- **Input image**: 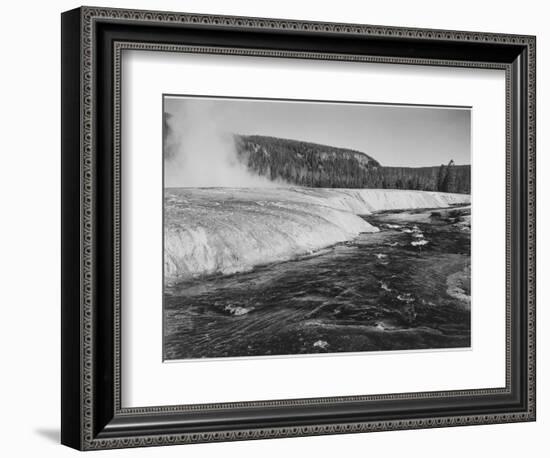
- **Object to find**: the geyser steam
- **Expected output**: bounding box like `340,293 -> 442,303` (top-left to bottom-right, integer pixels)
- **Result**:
163,98 -> 279,188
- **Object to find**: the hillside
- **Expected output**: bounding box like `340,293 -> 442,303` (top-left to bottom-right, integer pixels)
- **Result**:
234,135 -> 380,188
235,135 -> 470,193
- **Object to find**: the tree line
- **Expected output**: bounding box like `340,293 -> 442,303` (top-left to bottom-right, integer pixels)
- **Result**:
234,135 -> 470,193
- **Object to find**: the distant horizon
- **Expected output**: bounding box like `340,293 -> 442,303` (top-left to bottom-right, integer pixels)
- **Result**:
163,95 -> 470,188
232,132 -> 469,168
164,95 -> 471,168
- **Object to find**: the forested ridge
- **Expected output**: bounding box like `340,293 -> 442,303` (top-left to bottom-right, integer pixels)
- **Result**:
235,135 -> 380,188
235,135 -> 470,193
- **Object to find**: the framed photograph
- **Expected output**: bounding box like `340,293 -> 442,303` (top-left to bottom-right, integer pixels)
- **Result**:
61,6 -> 536,450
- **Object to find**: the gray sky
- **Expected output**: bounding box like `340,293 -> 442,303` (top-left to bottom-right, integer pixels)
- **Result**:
164,95 -> 470,168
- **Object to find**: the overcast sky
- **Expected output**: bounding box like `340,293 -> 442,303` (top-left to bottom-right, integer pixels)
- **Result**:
164,95 -> 470,167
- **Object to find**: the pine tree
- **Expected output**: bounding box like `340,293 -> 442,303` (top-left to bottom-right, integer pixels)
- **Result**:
442,159 -> 456,192
437,164 -> 447,191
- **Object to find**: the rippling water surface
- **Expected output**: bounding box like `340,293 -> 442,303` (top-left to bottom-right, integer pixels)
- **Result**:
164,198 -> 471,360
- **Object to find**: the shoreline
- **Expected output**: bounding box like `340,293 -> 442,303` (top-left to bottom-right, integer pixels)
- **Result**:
164,188 -> 470,285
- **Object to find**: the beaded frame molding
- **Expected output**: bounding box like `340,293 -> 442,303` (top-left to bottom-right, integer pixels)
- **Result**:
61,6 -> 536,451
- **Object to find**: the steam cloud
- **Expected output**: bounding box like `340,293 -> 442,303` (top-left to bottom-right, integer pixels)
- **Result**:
163,99 -> 281,188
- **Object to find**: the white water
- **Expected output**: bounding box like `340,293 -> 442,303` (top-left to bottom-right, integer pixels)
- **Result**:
164,188 -> 470,284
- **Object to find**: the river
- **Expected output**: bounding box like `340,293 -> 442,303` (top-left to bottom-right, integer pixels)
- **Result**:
164,203 -> 471,360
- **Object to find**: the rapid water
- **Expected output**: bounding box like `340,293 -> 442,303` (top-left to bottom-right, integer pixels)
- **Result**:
164,188 -> 470,284
164,188 -> 471,360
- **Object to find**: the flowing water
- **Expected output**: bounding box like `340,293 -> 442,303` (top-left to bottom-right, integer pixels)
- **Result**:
163,188 -> 471,360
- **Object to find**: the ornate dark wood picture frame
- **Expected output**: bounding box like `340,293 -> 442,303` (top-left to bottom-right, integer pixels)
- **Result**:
61,6 -> 536,451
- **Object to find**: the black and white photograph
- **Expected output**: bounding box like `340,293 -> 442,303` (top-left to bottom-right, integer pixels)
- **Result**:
54,3 -> 538,452
163,95 -> 472,360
